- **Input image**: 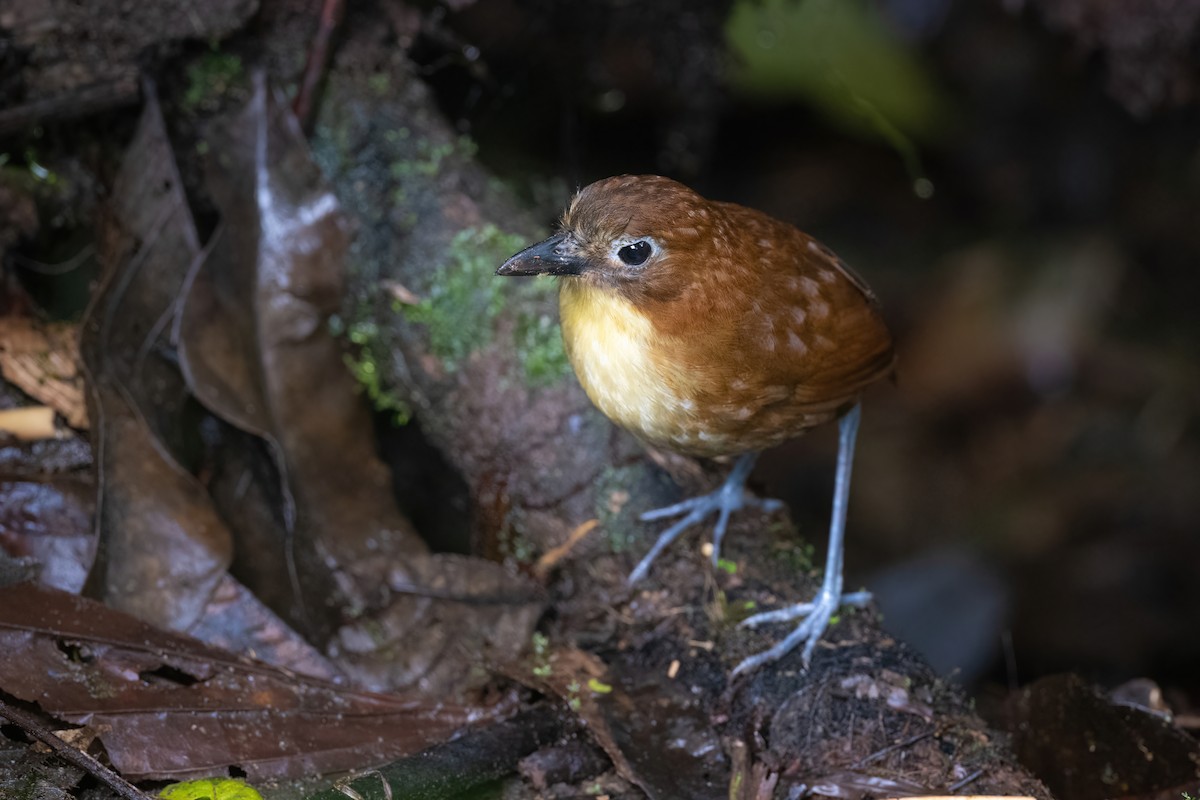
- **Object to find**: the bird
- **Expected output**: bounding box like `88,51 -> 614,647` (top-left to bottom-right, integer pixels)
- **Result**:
496,175 -> 895,675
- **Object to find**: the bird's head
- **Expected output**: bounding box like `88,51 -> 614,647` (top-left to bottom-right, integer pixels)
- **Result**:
496,175 -> 715,302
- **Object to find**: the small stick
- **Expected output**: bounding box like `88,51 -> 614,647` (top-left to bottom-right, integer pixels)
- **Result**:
533,519 -> 599,578
0,697 -> 153,800
293,0 -> 346,128
851,729 -> 935,769
946,770 -> 987,793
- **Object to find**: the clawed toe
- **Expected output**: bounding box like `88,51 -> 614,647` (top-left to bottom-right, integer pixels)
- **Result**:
732,590 -> 872,676
628,452 -> 782,584
742,589 -> 871,628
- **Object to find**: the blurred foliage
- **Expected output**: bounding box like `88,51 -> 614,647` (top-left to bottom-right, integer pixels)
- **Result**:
726,0 -> 951,146
343,318 -> 413,425
513,309 -> 572,386
403,224 -> 527,368
182,49 -> 245,114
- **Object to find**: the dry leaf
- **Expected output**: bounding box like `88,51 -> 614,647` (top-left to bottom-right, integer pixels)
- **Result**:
0,582 -> 493,781
0,406 -> 57,440
0,318 -> 87,428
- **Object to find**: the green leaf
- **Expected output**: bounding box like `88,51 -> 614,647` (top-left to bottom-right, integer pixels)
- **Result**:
159,778 -> 263,800
726,0 -> 951,146
587,678 -> 613,694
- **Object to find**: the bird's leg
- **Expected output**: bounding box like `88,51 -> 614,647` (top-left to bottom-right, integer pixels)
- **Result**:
732,403 -> 871,677
628,452 -> 784,584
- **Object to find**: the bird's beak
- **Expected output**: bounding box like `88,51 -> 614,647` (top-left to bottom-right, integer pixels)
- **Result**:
496,232 -> 587,277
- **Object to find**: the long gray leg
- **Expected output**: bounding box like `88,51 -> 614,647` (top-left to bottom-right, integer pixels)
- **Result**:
732,403 -> 870,676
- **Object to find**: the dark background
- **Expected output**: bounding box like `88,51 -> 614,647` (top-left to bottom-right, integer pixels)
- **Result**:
5,0 -> 1199,704
405,0 -> 1200,699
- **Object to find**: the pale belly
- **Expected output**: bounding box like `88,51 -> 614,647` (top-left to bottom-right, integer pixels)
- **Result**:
558,281 -> 731,455
556,280 -> 843,457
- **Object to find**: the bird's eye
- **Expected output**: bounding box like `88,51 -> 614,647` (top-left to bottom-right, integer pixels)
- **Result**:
617,241 -> 652,266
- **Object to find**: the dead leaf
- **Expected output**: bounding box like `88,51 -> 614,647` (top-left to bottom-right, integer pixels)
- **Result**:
177,73 -> 426,637
79,85 -> 232,632
0,446 -> 94,591
805,771 -> 931,799
0,436 -> 94,596
335,554 -> 545,693
838,672 -> 934,721
176,75 -> 543,693
0,317 -> 87,428
187,574 -> 341,682
0,407 -> 57,440
0,582 -> 492,781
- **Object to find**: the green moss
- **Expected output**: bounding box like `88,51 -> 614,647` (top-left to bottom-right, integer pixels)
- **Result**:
767,520 -> 816,573
10,773 -> 39,800
368,72 -> 391,95
530,631 -> 552,678
565,679 -> 586,711
341,319 -> 412,425
458,135 -> 479,159
593,464 -> 655,553
313,116 -> 356,175
386,135 -> 480,225
403,224 -> 527,368
384,126 -> 412,144
514,310 -> 572,386
356,617 -> 390,646
501,517 -> 538,563
182,50 -> 244,113
388,134 -> 477,181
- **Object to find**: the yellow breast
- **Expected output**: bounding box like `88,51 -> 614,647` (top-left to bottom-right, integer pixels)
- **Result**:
559,281 -> 706,450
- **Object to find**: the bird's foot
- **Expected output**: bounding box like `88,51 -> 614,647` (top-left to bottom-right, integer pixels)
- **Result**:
731,589 -> 872,677
627,456 -> 782,585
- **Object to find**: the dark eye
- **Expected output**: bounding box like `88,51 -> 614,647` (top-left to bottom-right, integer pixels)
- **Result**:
617,241 -> 652,266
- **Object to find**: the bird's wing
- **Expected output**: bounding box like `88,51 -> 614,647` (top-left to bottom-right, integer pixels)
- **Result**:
744,221 -> 896,409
